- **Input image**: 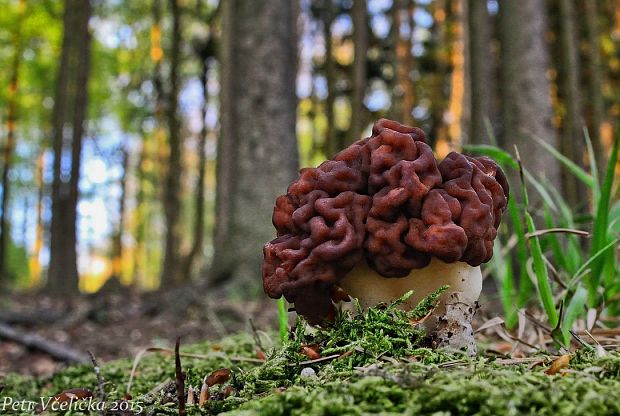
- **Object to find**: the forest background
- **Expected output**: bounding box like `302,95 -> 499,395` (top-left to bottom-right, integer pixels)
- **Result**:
0,0 -> 618,309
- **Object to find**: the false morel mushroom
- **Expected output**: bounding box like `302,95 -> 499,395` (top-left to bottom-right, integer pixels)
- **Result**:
262,119 -> 509,354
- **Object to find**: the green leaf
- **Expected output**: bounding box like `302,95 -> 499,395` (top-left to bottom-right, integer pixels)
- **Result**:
530,135 -> 594,188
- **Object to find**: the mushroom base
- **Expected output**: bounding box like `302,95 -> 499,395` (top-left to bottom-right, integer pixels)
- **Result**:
338,258 -> 481,355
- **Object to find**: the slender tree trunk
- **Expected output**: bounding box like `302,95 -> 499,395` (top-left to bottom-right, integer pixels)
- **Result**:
48,0 -> 92,294
322,0 -> 337,156
498,0 -> 560,199
349,0 -> 368,141
182,53 -> 210,280
467,0 -> 494,144
29,151 -> 45,287
161,0 -> 184,286
392,0 -> 416,126
210,0 -> 299,288
584,0 -> 606,177
0,0 -> 26,281
111,146 -> 129,282
557,0 -> 585,208
446,0 -> 467,145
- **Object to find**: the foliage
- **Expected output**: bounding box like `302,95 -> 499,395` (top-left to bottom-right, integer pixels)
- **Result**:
466,129 -> 620,346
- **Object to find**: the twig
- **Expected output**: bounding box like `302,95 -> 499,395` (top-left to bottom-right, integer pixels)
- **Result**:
249,318 -> 263,351
525,228 -> 590,239
294,354 -> 341,366
0,322 -> 89,363
87,351 -> 106,408
175,338 -> 186,416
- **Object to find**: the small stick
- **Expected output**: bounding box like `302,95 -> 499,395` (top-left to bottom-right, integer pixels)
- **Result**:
175,338 -> 186,416
249,318 -> 263,351
87,351 -> 105,406
525,228 -> 590,239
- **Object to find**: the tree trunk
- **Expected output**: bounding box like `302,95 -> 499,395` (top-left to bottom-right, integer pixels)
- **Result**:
211,0 -> 299,289
349,0 -> 368,142
48,0 -> 92,294
160,0 -> 184,286
111,145 -> 129,282
0,0 -> 26,282
557,0 -> 585,209
446,0 -> 467,146
498,0 -> 560,199
584,0 -> 606,177
467,0 -> 494,144
322,0 -> 337,156
391,0 -> 415,126
29,151 -> 45,287
182,49 -> 211,280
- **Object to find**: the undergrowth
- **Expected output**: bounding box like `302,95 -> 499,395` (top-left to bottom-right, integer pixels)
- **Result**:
2,289 -> 620,415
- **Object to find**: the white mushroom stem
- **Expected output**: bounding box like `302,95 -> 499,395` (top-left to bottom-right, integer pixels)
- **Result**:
338,258 -> 482,355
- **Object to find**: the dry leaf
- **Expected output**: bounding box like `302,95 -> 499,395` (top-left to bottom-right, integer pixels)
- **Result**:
475,317 -> 505,333
300,344 -> 321,360
199,380 -> 209,407
255,347 -> 266,361
53,388 -> 93,403
206,368 -> 232,387
186,387 -> 195,405
545,354 -> 570,375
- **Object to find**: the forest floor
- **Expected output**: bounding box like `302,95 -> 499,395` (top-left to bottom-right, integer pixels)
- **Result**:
0,283 -> 277,377
2,290 -> 620,415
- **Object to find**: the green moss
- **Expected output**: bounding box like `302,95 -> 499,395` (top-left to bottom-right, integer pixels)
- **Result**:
2,290 -> 620,415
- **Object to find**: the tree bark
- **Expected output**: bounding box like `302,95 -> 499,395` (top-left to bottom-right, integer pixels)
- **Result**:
211,0 -> 299,289
349,0 -> 368,142
584,0 -> 606,177
557,0 -> 586,209
182,45 -> 212,280
391,0 -> 416,126
0,0 -> 26,282
48,0 -> 92,294
498,0 -> 560,199
467,0 -> 494,144
322,0 -> 337,156
160,0 -> 184,286
110,145 -> 129,282
29,151 -> 45,287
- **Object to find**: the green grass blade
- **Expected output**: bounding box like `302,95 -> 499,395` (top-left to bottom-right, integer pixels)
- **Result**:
583,127 -> 600,201
516,151 -> 558,327
277,298 -> 288,342
561,285 -> 588,346
588,132 -> 619,303
462,144 -> 519,170
490,240 -> 517,329
530,135 -> 594,188
569,237 -> 620,289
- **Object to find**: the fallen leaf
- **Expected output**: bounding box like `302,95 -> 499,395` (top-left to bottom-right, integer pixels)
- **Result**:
475,317 -> 505,333
206,368 -> 232,387
545,354 -> 570,375
300,344 -> 321,360
186,387 -> 195,405
255,347 -> 266,361
53,388 -> 93,403
199,380 -> 209,407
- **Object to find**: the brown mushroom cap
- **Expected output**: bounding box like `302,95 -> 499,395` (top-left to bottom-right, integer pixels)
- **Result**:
262,119 -> 509,324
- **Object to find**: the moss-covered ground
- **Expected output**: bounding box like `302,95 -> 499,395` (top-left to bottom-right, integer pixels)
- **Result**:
2,293 -> 620,415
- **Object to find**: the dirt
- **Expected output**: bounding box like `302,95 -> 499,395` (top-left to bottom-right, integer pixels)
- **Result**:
0,283 -> 277,377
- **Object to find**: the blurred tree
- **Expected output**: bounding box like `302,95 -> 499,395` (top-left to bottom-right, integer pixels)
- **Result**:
467,0 -> 494,144
48,0 -> 92,293
0,0 -> 26,282
557,0 -> 585,208
349,0 -> 368,142
584,0 -> 606,177
498,0 -> 560,193
161,0 -> 184,286
211,0 -> 299,288
391,0 -> 416,126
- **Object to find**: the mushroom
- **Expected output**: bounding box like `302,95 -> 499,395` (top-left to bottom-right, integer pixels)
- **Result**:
262,119 -> 509,355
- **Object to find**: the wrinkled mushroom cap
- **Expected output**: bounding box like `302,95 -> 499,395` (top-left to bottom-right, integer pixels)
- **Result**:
262,119 -> 509,324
